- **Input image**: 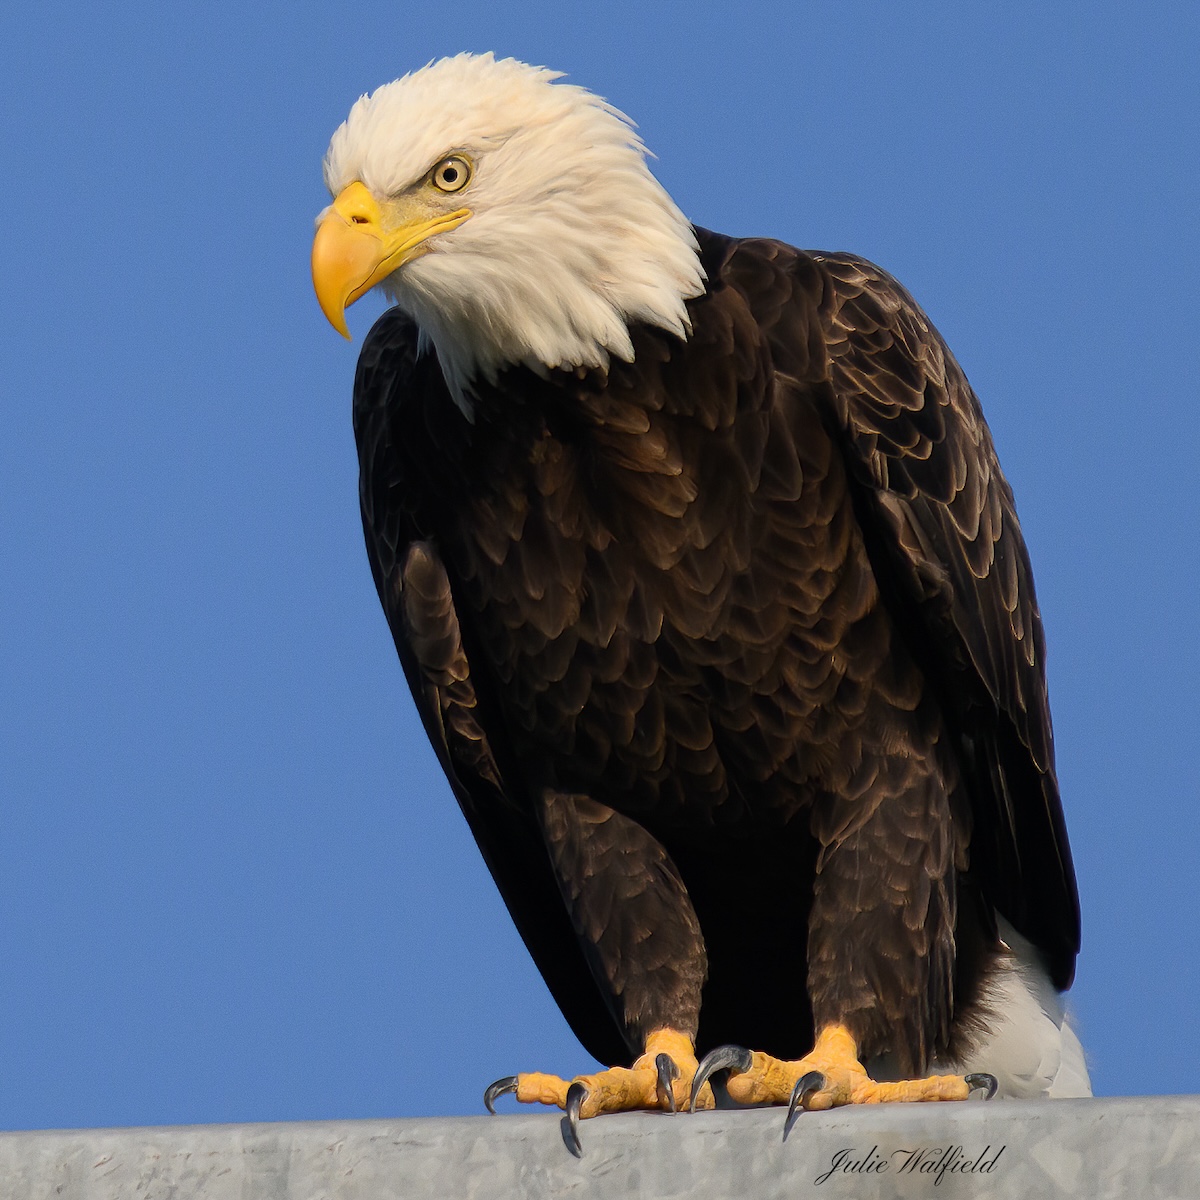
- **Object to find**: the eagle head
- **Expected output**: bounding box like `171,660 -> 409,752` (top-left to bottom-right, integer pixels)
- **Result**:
312,53 -> 705,408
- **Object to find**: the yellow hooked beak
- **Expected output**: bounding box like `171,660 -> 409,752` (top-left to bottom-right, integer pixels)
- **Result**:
311,182 -> 470,339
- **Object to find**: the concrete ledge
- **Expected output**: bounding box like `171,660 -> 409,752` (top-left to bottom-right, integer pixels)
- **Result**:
2,1097 -> 1197,1199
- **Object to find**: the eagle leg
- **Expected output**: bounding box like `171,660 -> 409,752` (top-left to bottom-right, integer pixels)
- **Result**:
692,1025 -> 992,1118
484,1027 -> 717,1147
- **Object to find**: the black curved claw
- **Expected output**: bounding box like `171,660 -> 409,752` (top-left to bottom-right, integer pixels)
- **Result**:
783,1071 -> 826,1140
483,1075 -> 518,1115
965,1073 -> 998,1101
561,1081 -> 588,1158
690,1044 -> 754,1113
655,1053 -> 680,1113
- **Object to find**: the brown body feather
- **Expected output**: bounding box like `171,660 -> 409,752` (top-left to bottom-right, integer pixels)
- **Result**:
353,229 -> 1080,1076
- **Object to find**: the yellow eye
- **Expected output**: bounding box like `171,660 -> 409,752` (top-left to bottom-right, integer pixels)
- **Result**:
431,156 -> 471,193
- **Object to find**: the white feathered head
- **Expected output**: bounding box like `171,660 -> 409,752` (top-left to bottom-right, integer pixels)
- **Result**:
312,54 -> 705,407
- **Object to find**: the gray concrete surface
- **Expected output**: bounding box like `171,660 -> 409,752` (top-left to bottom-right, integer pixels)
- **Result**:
1,1096 -> 1196,1199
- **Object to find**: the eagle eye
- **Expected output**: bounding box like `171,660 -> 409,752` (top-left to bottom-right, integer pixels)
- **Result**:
431,156 -> 471,193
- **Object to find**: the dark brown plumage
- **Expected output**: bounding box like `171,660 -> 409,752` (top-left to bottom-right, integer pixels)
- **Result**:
353,229 -> 1080,1079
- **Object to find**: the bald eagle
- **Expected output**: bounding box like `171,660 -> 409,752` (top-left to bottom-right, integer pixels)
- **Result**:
312,53 -> 1089,1152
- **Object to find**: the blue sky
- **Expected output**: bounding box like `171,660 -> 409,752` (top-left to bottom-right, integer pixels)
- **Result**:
2,2 -> 1197,1130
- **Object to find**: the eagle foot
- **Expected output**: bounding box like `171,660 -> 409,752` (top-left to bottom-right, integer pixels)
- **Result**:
483,1028 -> 715,1154
692,1025 -> 991,1129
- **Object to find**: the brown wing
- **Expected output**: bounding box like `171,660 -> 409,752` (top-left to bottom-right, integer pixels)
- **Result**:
716,232 -> 1078,988
747,240 -> 1080,986
352,309 -> 634,1067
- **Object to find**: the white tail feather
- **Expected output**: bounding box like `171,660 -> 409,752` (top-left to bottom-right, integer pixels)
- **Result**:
941,917 -> 1092,1099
